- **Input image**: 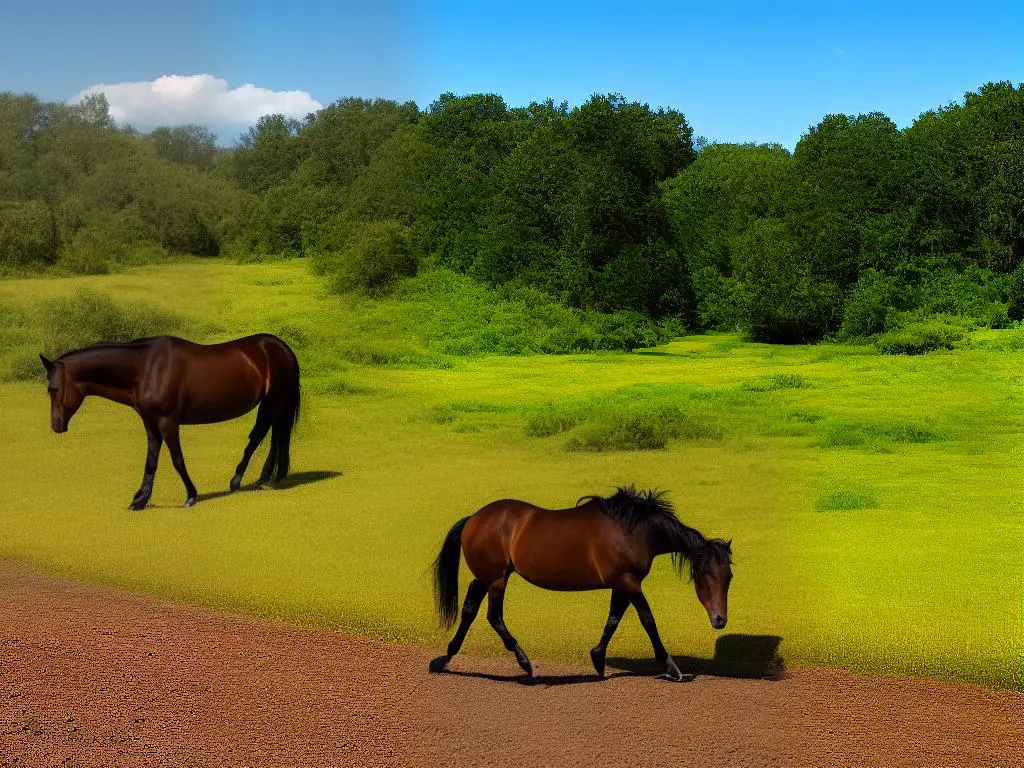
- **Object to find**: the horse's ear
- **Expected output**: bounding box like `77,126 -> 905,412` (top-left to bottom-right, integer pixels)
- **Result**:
39,354 -> 54,372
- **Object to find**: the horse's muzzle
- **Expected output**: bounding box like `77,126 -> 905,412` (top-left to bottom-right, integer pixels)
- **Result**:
52,422 -> 67,434
711,615 -> 727,630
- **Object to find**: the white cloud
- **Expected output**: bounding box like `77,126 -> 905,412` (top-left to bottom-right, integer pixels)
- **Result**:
72,74 -> 323,127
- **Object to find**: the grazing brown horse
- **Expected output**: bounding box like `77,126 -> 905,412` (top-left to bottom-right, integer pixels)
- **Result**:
430,486 -> 733,681
40,334 -> 300,509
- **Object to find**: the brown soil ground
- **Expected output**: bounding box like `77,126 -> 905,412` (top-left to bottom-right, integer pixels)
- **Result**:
1,565 -> 1021,768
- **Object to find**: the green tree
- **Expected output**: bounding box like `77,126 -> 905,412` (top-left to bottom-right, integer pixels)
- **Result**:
149,125 -> 219,171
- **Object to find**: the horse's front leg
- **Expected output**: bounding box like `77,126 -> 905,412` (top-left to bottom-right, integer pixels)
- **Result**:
159,418 -> 198,507
630,588 -> 689,682
129,419 -> 163,511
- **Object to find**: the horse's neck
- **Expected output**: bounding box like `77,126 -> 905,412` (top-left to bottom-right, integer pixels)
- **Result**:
68,350 -> 140,406
650,524 -> 703,559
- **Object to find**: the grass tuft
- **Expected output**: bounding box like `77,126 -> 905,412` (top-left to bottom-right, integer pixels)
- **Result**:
816,486 -> 880,512
524,403 -> 584,437
818,419 -> 942,450
741,373 -> 812,391
566,403 -> 723,452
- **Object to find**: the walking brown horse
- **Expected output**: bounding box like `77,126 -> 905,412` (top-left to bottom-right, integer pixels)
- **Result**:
40,334 -> 300,509
430,486 -> 732,681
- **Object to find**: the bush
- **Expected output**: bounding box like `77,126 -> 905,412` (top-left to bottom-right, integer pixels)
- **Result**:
524,403 -> 584,437
3,351 -> 44,382
691,266 -> 742,331
732,218 -> 844,343
0,200 -> 56,270
915,266 -> 1007,322
840,269 -> 902,338
40,289 -> 192,356
1007,265 -> 1024,321
397,269 -> 673,355
874,322 -> 964,355
319,220 -> 418,294
566,403 -> 722,452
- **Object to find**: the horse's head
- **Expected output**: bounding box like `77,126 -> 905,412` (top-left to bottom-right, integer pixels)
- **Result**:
692,538 -> 733,630
40,354 -> 83,433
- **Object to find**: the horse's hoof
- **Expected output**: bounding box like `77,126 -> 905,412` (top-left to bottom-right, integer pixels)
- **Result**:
659,664 -> 692,683
428,655 -> 451,673
590,648 -> 606,678
128,501 -> 147,511
184,497 -> 197,508
229,476 -> 242,492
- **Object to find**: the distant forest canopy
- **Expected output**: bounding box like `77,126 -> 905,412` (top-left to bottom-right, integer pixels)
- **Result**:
1,83 -> 1022,343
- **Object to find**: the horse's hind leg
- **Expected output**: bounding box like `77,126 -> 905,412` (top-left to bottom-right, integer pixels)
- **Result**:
231,401 -> 274,491
429,579 -> 487,673
159,419 -> 199,507
486,579 -> 533,678
590,588 -> 630,678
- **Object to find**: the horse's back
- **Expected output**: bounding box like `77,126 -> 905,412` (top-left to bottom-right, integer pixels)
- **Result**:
137,335 -> 295,424
463,500 -> 631,590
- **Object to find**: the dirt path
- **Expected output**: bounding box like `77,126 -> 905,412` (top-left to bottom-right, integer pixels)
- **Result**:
0,566 -> 1020,768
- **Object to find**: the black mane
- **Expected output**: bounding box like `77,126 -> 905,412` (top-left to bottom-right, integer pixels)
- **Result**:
580,485 -> 732,581
56,337 -> 159,361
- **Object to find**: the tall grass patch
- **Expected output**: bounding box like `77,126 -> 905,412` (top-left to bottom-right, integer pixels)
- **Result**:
401,270 -> 673,354
39,288 -> 197,357
818,418 -> 943,450
816,486 -> 880,512
741,372 -> 812,391
524,403 -> 585,437
566,403 -> 723,452
874,322 -> 964,355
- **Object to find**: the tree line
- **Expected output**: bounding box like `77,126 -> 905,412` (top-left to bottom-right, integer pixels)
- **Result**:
1,82 -> 1021,342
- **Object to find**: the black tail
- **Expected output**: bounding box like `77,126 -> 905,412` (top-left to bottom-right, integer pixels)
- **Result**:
260,354 -> 301,483
433,517 -> 470,629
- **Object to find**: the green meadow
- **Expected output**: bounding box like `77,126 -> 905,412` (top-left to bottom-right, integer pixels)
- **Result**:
0,260 -> 1021,689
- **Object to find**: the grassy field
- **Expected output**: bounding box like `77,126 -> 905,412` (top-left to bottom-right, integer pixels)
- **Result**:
1,259 -> 1021,689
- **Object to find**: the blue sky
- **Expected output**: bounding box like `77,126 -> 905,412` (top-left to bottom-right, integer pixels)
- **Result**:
1,1 -> 1021,146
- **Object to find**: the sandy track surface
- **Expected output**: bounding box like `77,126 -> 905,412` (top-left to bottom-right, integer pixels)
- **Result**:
0,565 -> 1020,768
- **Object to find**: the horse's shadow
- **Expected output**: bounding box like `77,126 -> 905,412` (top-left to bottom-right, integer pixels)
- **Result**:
608,633 -> 784,680
196,470 -> 343,503
434,634 -> 784,687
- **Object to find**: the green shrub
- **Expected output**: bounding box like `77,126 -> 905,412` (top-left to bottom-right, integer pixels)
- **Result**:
691,266 -> 742,331
840,269 -> 902,338
874,322 -> 964,355
398,269 -> 673,355
319,220 -> 418,295
3,351 -> 45,382
1007,264 -> 1024,321
40,289 -> 192,356
0,200 -> 56,270
566,403 -> 722,452
524,403 -> 584,437
916,266 -> 1007,322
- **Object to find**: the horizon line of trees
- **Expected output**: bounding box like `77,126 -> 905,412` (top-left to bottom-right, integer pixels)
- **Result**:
1,81 -> 1021,343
